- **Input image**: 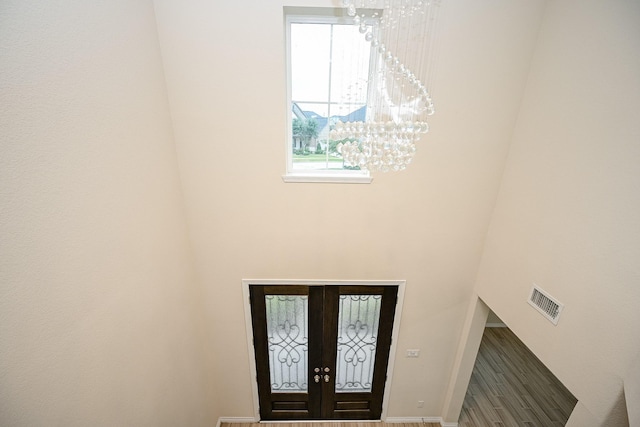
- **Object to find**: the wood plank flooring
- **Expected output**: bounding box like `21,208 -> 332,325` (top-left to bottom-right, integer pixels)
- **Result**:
223,328 -> 575,427
458,327 -> 577,427
223,424 -> 439,427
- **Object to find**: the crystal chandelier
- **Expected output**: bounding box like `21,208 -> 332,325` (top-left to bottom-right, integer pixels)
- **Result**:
331,0 -> 442,172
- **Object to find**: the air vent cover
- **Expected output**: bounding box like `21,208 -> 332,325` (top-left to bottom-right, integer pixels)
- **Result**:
528,285 -> 564,325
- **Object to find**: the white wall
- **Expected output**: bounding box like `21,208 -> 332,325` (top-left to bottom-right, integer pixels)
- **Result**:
0,1 -> 212,425
153,0 -> 545,419
474,0 -> 640,425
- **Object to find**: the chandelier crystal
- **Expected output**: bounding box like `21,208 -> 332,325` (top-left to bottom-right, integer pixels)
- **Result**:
331,0 -> 442,172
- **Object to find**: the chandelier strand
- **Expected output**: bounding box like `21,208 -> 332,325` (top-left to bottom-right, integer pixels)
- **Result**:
332,0 -> 442,172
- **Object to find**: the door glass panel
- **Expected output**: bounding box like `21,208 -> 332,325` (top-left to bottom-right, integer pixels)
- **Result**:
335,294 -> 382,392
265,295 -> 309,392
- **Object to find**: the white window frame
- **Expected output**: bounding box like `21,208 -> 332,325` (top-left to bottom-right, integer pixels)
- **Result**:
283,8 -> 375,184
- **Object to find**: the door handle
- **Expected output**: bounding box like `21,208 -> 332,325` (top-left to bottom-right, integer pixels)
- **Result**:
314,367 -> 331,383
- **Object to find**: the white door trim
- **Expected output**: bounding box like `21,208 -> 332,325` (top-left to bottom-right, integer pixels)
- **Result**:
242,279 -> 406,421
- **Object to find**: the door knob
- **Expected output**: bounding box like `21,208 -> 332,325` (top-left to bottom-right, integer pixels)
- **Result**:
314,367 -> 331,383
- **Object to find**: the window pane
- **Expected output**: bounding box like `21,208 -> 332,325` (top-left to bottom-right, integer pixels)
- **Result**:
335,294 -> 381,393
294,102 -> 329,119
291,23 -> 330,102
265,295 -> 308,392
329,103 -> 367,122
330,24 -> 371,105
292,154 -> 345,171
287,17 -> 371,179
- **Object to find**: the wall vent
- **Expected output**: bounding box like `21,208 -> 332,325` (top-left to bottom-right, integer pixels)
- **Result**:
528,285 -> 564,325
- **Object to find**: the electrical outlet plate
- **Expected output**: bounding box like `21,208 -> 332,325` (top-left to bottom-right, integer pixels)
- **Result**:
406,349 -> 420,358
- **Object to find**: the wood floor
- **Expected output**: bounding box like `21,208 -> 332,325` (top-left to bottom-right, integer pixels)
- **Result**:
458,327 -> 577,427
224,328 -> 576,427
223,424 -> 439,427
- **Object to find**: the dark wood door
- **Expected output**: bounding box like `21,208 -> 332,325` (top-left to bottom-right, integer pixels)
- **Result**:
249,284 -> 398,420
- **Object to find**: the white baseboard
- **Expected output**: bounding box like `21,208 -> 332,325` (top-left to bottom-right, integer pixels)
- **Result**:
385,417 -> 440,423
218,416 -> 457,427
485,322 -> 507,328
218,418 -> 379,425
384,416 -> 457,427
262,421 -> 380,424
217,417 -> 258,427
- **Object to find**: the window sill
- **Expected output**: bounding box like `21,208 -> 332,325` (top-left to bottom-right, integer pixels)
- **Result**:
282,173 -> 373,184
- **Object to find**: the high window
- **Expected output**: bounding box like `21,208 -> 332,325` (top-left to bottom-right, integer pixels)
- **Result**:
284,9 -> 375,183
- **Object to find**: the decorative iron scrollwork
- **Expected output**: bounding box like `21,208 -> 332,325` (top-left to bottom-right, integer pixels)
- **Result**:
335,295 -> 381,392
265,295 -> 309,391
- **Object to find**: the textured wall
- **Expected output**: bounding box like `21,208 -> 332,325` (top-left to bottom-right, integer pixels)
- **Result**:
0,1 -> 212,425
153,0 -> 545,419
474,0 -> 640,425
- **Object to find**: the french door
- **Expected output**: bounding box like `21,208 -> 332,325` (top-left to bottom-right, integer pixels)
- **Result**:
249,284 -> 398,420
